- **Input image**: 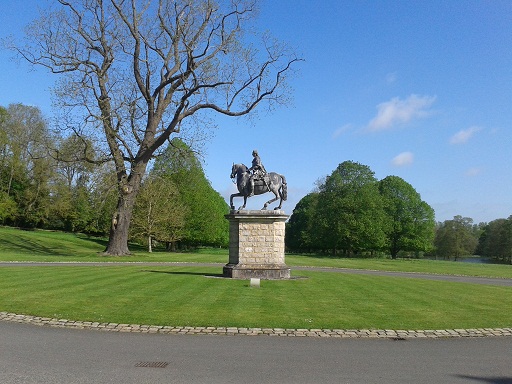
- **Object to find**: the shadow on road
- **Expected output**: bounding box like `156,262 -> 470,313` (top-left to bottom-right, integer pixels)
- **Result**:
454,375 -> 512,384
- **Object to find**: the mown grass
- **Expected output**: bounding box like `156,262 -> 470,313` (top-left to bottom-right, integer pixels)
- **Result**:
0,226 -> 225,263
1,265 -> 511,330
2,226 -> 512,278
1,226 -> 512,329
287,254 -> 512,279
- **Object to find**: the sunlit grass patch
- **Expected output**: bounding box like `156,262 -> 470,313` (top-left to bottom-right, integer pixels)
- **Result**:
1,266 -> 511,330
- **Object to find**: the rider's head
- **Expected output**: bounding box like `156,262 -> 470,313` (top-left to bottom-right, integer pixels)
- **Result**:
252,149 -> 258,157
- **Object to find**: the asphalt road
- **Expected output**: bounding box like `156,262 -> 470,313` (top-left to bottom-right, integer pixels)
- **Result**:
1,321 -> 511,384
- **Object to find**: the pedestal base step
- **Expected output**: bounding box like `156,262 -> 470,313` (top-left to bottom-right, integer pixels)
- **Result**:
223,264 -> 290,280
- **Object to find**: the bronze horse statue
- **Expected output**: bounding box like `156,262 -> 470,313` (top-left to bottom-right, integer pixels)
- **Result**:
230,163 -> 287,210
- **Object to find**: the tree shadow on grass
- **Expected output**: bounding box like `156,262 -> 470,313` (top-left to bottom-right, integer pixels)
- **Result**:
2,237 -> 69,257
141,269 -> 225,278
76,234 -> 109,249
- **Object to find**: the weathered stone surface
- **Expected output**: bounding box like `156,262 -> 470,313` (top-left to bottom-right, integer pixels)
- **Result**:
224,210 -> 290,279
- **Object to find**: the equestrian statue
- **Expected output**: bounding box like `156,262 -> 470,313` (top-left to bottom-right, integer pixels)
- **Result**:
230,150 -> 287,210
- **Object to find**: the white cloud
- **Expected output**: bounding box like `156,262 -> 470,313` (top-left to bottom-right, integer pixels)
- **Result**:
332,124 -> 352,139
392,151 -> 414,167
450,126 -> 482,145
367,94 -> 437,132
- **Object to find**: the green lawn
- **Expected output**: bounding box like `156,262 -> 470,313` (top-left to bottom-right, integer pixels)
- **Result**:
2,226 -> 512,278
1,265 -> 511,330
0,226 -> 226,263
1,227 -> 512,330
287,254 -> 512,279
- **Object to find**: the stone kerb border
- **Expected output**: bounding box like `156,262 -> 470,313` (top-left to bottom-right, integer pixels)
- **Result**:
2,312 -> 511,339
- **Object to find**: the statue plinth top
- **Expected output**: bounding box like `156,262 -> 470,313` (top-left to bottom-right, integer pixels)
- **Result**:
226,209 -> 288,220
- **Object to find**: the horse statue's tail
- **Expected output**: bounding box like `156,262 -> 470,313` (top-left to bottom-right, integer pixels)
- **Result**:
280,174 -> 288,201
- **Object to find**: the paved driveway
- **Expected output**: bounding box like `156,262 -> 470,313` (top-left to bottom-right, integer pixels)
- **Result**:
1,321 -> 511,384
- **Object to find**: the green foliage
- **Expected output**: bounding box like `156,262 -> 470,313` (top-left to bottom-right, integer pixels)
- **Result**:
0,191 -> 17,223
286,193 -> 319,251
379,176 -> 435,259
477,216 -> 512,263
434,216 -> 479,260
152,139 -> 229,248
303,161 -> 386,255
0,104 -> 54,228
287,161 -> 436,258
131,175 -> 186,252
0,104 -> 229,243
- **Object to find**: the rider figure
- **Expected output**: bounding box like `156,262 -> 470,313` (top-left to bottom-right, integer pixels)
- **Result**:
248,149 -> 267,197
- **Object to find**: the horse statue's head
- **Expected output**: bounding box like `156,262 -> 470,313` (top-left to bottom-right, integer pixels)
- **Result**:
230,163 -> 248,180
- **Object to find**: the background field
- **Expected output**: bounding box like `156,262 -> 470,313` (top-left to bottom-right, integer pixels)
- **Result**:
1,227 -> 512,330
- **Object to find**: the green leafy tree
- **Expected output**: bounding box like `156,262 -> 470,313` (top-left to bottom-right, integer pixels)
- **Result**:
11,0 -> 300,255
315,161 -> 386,255
0,191 -> 17,224
477,217 -> 512,264
434,216 -> 478,260
286,192 -> 319,252
152,139 -> 229,248
131,176 -> 186,252
49,134 -> 99,232
0,104 -> 53,227
378,176 -> 435,259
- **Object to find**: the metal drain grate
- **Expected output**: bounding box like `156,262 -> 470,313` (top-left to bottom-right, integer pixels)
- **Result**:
390,337 -> 407,341
135,361 -> 169,368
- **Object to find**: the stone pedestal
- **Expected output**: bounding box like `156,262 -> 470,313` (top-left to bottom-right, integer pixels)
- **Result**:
223,210 -> 290,279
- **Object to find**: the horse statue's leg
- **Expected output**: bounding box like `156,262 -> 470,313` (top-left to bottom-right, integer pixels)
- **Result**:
239,196 -> 247,211
276,193 -> 283,209
276,174 -> 287,209
262,190 -> 279,210
230,192 -> 245,210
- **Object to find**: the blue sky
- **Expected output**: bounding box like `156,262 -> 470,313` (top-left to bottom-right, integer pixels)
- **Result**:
1,0 -> 511,223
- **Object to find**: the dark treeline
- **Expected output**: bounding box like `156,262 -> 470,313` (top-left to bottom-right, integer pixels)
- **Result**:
286,161 -> 436,259
0,104 -> 229,250
286,161 -> 512,264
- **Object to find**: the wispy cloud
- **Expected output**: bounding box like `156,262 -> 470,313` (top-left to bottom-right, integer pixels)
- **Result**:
332,124 -> 352,139
367,94 -> 436,132
450,126 -> 482,145
385,72 -> 397,84
465,167 -> 483,177
392,151 -> 414,167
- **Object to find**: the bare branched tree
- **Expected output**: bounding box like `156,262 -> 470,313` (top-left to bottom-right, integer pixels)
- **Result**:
8,0 -> 301,255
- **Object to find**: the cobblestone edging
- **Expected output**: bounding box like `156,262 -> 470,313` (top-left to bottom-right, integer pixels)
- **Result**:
2,312 -> 511,339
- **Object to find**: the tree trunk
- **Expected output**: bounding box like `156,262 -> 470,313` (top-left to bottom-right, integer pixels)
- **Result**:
104,174 -> 144,256
103,155 -> 148,255
104,192 -> 136,255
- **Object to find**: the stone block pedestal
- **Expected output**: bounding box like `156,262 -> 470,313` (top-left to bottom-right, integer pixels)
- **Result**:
223,210 -> 290,279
